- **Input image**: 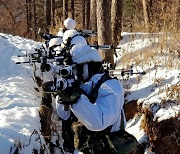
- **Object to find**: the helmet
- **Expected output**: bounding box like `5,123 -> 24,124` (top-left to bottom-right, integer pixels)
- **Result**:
70,44 -> 103,82
49,37 -> 63,49
64,18 -> 76,30
62,30 -> 87,47
71,35 -> 87,46
70,44 -> 102,64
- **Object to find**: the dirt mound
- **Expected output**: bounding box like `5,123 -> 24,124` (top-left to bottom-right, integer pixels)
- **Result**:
124,100 -> 142,121
142,110 -> 180,154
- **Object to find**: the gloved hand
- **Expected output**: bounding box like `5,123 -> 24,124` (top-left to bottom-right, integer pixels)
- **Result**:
40,63 -> 51,72
56,86 -> 81,105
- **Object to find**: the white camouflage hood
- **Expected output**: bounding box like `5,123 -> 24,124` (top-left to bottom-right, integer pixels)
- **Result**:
70,44 -> 102,64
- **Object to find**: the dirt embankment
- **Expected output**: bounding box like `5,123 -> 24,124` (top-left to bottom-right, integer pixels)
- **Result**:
124,100 -> 180,154
142,110 -> 180,154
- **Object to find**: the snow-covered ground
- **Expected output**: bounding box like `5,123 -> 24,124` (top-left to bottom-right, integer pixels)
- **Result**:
0,34 -> 45,154
0,32 -> 179,154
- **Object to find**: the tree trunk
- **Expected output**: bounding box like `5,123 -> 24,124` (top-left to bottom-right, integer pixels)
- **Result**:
26,0 -> 32,37
26,0 -> 30,34
90,0 -> 97,44
111,0 -> 123,47
142,0 -> 149,30
32,0 -> 37,39
45,0 -> 51,33
71,0 -> 75,19
63,0 -> 68,21
85,0 -> 90,29
90,0 -> 97,31
96,0 -> 113,64
52,0 -> 56,26
27,0 -> 32,37
82,0 -> 86,28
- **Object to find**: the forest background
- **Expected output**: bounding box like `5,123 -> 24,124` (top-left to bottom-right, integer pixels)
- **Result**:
0,1 -> 179,153
0,0 -> 179,64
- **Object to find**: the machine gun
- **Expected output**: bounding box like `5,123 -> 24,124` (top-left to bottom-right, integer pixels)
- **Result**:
109,64 -> 146,78
38,28 -> 59,41
89,44 -> 121,59
15,41 -> 63,65
16,52 -> 41,64
77,29 -> 97,38
38,28 -> 96,41
89,44 -> 121,50
38,28 -> 60,48
15,43 -> 48,64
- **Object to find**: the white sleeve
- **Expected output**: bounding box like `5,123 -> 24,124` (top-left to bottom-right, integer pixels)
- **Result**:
55,99 -> 71,120
71,80 -> 124,131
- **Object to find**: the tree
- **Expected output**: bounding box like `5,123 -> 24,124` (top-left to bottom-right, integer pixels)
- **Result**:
45,0 -> 51,33
142,0 -> 150,30
85,0 -> 90,29
71,0 -> 75,19
63,0 -> 68,21
96,0 -> 113,64
26,0 -> 32,37
32,0 -> 37,39
82,0 -> 86,27
111,0 -> 124,47
90,0 -> 97,43
52,0 -> 56,26
90,0 -> 97,31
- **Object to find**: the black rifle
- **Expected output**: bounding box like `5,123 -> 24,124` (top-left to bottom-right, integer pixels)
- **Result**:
77,29 -> 97,38
109,65 -> 146,77
89,44 -> 121,50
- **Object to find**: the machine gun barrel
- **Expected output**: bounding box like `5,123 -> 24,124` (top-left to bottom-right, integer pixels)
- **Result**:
39,33 -> 58,40
109,69 -> 146,76
77,29 -> 97,37
130,71 -> 146,75
38,28 -> 58,41
16,60 -> 39,64
17,52 -> 41,58
16,61 -> 31,64
89,45 -> 121,50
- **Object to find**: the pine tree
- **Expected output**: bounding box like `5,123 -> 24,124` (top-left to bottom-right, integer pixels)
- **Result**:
52,0 -> 56,26
71,0 -> 75,19
32,0 -> 37,39
45,0 -> 51,33
26,0 -> 32,37
85,0 -> 90,29
96,0 -> 113,64
90,0 -> 97,44
142,0 -> 150,30
63,0 -> 68,21
90,0 -> 97,31
111,0 -> 123,47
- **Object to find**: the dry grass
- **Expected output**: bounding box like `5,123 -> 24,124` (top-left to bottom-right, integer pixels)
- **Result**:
120,32 -> 179,69
120,0 -> 180,68
140,109 -> 180,154
166,85 -> 180,103
153,77 -> 165,87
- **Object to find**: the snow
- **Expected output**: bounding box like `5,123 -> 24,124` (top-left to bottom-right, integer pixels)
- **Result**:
117,32 -> 179,153
126,115 -> 148,144
0,32 -> 179,154
0,34 -> 45,154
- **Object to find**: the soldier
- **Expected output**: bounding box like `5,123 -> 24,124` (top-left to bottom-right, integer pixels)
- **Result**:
55,44 -> 144,154
57,18 -> 76,37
